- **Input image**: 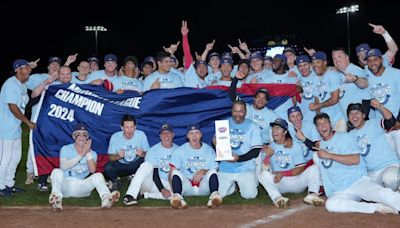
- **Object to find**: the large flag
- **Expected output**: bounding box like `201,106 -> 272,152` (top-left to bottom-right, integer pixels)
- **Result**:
32,83 -> 298,175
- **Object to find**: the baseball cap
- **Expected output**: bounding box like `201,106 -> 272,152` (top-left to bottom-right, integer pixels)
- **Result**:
346,103 -> 365,116
355,43 -> 370,54
140,61 -> 154,70
144,56 -> 155,63
195,60 -> 207,68
311,51 -> 327,61
365,48 -> 382,60
255,88 -> 269,99
220,57 -> 233,65
159,123 -> 173,134
72,123 -> 89,138
264,55 -> 273,61
88,56 -> 99,64
295,55 -> 310,65
187,123 -> 201,133
270,118 -> 288,130
123,55 -> 138,67
48,56 -> 62,64
170,56 -> 177,63
13,59 -> 29,70
250,52 -> 263,60
208,52 -> 220,61
104,53 -> 118,62
221,52 -> 233,59
274,54 -> 287,62
287,106 -> 302,117
283,47 -> 296,54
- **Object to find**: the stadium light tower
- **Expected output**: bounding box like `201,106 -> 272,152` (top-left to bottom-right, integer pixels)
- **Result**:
336,5 -> 359,57
85,26 -> 107,56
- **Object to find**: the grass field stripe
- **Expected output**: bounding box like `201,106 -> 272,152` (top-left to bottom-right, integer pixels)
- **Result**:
240,204 -> 312,228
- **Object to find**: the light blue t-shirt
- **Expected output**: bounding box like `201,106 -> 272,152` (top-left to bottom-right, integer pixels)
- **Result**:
169,142 -> 218,180
245,103 -> 278,144
183,64 -> 211,88
88,70 -> 118,83
288,121 -> 320,162
349,120 -> 399,172
145,142 -> 179,181
318,132 -> 367,197
270,141 -> 306,172
143,70 -> 183,92
26,73 -> 49,90
219,118 -> 263,173
70,72 -> 94,84
0,76 -> 29,139
298,72 -> 317,123
107,130 -> 150,165
112,76 -> 143,93
245,69 -> 270,83
60,143 -> 98,179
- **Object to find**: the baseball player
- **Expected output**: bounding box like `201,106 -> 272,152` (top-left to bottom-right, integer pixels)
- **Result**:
283,47 -> 301,77
245,52 -> 269,83
0,59 -> 36,197
169,124 -> 221,209
88,56 -> 100,73
89,53 -> 119,85
183,60 -> 211,88
259,118 -> 324,208
347,103 -> 400,191
48,123 -> 120,211
313,113 -> 400,214
112,56 -> 143,94
103,114 -> 149,192
123,123 -> 178,205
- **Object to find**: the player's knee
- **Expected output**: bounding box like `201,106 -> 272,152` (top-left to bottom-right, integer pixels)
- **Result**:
51,168 -> 63,179
382,169 -> 399,191
240,188 -> 258,199
325,198 -> 341,212
259,170 -> 272,182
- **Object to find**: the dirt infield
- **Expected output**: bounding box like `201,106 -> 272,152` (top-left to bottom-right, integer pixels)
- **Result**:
1,199 -> 398,228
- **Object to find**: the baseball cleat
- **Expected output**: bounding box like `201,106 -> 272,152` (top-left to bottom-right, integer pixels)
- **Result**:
273,196 -> 289,208
25,172 -> 35,185
170,193 -> 188,209
101,191 -> 120,209
207,191 -> 222,208
376,203 -> 399,215
123,194 -> 138,206
49,193 -> 63,211
303,193 -> 325,207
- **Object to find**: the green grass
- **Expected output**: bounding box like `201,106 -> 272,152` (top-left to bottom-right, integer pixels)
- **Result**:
0,124 -> 306,207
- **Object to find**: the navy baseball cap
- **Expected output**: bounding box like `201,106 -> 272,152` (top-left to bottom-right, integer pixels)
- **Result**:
104,53 -> 118,62
221,52 -> 233,59
365,48 -> 382,59
287,106 -> 302,117
355,43 -> 370,54
123,55 -> 138,67
144,56 -> 155,63
270,118 -> 288,130
296,55 -> 310,65
311,51 -> 327,61
195,60 -> 207,68
264,55 -> 273,61
283,47 -> 296,54
250,52 -> 263,60
208,52 -> 220,61
48,56 -> 62,64
159,123 -> 174,134
13,59 -> 29,70
88,56 -> 99,63
187,123 -> 201,133
274,54 -> 287,62
221,57 -> 233,65
73,123 -> 88,133
170,56 -> 177,63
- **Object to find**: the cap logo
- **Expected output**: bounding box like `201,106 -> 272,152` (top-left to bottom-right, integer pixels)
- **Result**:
218,127 -> 227,133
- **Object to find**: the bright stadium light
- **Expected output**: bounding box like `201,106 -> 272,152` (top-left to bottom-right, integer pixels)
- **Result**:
336,5 -> 359,57
85,26 -> 108,55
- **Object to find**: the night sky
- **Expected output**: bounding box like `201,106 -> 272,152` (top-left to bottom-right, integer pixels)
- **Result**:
1,1 -> 399,86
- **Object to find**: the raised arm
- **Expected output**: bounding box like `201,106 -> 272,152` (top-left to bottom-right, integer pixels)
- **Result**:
201,39 -> 216,61
369,23 -> 398,64
181,20 -> 193,69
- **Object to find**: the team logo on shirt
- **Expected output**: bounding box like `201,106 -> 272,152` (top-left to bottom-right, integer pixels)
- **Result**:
321,146 -> 333,169
230,128 -> 246,149
185,156 -> 207,173
124,146 -> 137,162
250,114 -> 266,128
160,77 -> 174,89
370,83 -> 391,105
339,79 -> 345,99
122,81 -> 140,91
316,81 -> 328,101
69,161 -> 89,177
356,134 -> 371,157
300,143 -> 311,159
275,79 -> 283,83
159,155 -> 171,173
302,81 -> 314,100
275,150 -> 291,169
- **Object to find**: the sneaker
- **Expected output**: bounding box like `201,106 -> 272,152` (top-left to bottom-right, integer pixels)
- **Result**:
207,191 -> 222,208
6,186 -> 26,193
37,183 -> 49,192
127,174 -> 135,181
273,196 -> 289,208
25,172 -> 35,185
49,193 -> 63,211
109,179 -> 122,192
170,193 -> 188,209
123,194 -> 137,206
376,203 -> 399,215
303,193 -> 325,207
0,188 -> 13,197
47,176 -> 51,184
101,191 -> 120,209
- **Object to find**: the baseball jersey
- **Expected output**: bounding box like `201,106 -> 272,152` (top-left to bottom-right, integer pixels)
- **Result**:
318,132 -> 367,197
297,72 -> 317,123
108,130 -> 150,165
219,118 -> 263,173
269,141 -> 306,172
245,103 -> 278,144
112,76 -> 143,93
145,142 -> 179,181
169,142 -> 218,180
0,76 -> 29,139
143,70 -> 183,92
349,119 -> 399,172
288,121 -> 320,162
60,143 -> 98,179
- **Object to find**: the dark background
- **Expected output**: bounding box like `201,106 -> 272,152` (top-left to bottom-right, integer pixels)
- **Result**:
1,0 -> 399,86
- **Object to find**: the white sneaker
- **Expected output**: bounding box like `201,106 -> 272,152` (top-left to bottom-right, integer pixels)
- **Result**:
207,191 -> 222,208
25,172 -> 34,185
170,193 -> 188,209
49,193 -> 62,211
303,193 -> 325,207
376,203 -> 399,215
273,196 -> 289,208
101,191 -> 120,209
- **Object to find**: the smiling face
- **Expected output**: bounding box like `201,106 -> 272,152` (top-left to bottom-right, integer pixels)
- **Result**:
316,117 -> 333,140
160,130 -> 174,148
348,110 -> 365,129
121,120 -> 136,139
272,125 -> 286,144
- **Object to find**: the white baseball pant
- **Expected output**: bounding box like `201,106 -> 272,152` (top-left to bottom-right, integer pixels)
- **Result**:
368,164 -> 400,191
0,139 -> 22,189
218,171 -> 258,199
325,176 -> 400,213
258,165 -> 320,201
385,130 -> 400,158
171,169 -> 217,196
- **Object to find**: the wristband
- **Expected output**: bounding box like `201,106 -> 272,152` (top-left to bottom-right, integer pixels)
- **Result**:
86,152 -> 93,160
382,31 -> 393,43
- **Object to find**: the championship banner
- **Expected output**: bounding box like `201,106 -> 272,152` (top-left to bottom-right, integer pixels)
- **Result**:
32,83 -> 298,175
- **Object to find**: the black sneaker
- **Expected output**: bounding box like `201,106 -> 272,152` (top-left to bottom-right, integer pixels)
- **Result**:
6,186 -> 26,193
37,183 -> 49,192
0,188 -> 13,197
110,179 -> 122,192
123,194 -> 137,206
